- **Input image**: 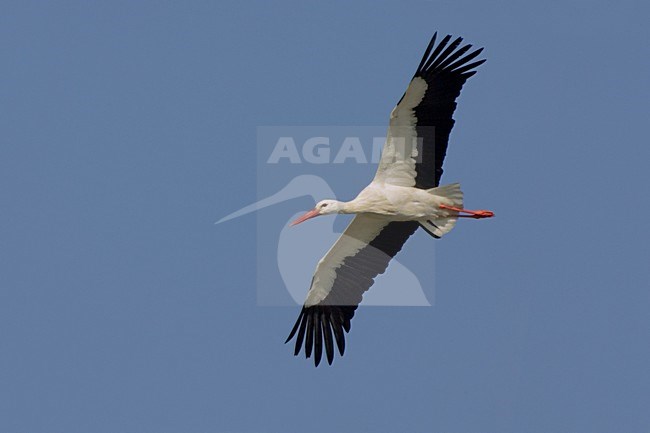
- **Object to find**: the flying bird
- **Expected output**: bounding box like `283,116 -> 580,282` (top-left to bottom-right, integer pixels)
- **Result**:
285,32 -> 492,366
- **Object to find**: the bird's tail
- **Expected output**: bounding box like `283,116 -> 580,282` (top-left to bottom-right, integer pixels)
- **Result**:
418,183 -> 463,238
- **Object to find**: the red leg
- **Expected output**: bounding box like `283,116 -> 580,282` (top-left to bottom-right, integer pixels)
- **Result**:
439,204 -> 494,219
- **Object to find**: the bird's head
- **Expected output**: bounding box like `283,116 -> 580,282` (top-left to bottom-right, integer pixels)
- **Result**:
290,199 -> 342,226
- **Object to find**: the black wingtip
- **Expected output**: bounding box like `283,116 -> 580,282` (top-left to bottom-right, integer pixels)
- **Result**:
313,313 -> 323,367
322,313 -> 335,365
421,34 -> 452,73
415,33 -> 486,80
284,309 -> 303,344
286,305 -> 356,367
446,47 -> 484,73
304,314 -> 314,359
415,32 -> 438,75
454,58 -> 487,76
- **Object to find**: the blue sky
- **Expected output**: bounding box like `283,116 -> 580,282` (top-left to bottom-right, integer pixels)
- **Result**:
2,1 -> 649,432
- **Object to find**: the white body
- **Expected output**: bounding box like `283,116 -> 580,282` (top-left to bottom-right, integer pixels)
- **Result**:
345,182 -> 463,221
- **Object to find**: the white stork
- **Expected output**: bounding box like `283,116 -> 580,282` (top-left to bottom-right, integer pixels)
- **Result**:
285,32 -> 493,366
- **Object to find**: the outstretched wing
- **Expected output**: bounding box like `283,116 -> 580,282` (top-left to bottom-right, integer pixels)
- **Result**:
285,216 -> 418,366
374,33 -> 485,188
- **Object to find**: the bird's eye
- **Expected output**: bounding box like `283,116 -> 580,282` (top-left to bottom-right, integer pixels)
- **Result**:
321,203 -> 328,208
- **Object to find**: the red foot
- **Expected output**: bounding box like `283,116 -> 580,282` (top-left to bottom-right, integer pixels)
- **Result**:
439,204 -> 494,219
460,210 -> 494,219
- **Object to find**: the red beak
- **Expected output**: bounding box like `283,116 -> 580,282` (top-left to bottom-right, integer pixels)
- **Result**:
290,208 -> 320,226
